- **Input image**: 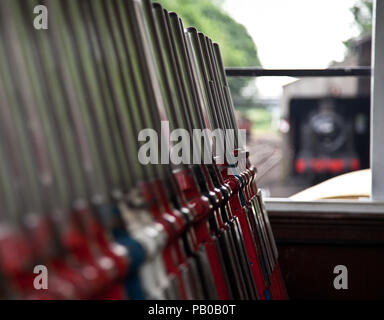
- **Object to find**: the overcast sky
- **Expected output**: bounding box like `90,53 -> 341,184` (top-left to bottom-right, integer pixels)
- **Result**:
222,0 -> 361,98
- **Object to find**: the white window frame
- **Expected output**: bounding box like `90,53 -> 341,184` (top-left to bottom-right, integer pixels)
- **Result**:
266,0 -> 384,213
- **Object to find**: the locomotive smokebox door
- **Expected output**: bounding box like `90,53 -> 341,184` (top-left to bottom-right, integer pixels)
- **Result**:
288,96 -> 370,184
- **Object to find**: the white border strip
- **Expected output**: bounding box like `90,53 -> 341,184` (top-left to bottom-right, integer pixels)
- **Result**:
371,0 -> 384,201
265,198 -> 384,214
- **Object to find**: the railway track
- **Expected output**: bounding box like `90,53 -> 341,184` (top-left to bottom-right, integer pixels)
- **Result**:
247,136 -> 283,183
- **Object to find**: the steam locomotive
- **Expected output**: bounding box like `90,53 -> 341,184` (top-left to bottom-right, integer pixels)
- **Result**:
281,36 -> 371,184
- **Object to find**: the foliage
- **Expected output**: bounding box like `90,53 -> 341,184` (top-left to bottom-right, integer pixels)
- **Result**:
242,108 -> 273,132
351,0 -> 373,34
153,0 -> 261,103
344,0 -> 373,52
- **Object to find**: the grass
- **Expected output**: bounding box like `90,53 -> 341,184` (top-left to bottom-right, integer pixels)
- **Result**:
236,107 -> 274,133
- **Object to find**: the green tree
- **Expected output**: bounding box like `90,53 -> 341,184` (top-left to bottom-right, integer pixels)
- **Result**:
153,0 -> 260,104
351,0 -> 373,34
344,0 -> 373,52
